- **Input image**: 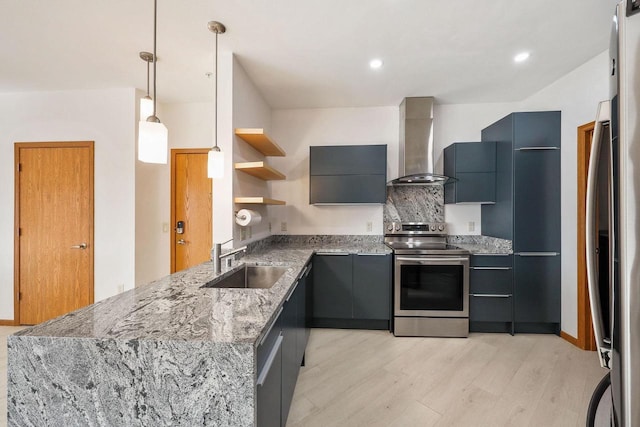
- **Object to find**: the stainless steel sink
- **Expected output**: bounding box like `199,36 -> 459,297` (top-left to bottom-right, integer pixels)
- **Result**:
203,265 -> 289,289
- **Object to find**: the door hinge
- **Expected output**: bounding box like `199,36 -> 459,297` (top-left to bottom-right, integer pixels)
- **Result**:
19,292 -> 22,300
18,228 -> 22,236
18,163 -> 22,172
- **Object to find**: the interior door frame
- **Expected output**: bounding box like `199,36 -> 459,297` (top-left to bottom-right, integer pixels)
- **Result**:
576,122 -> 596,351
14,141 -> 95,325
170,148 -> 212,273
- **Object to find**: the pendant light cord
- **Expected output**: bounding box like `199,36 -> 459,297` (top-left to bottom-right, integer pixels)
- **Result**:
152,0 -> 157,117
146,58 -> 150,97
214,30 -> 218,149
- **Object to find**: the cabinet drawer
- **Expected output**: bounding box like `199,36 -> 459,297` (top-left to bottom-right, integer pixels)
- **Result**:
257,308 -> 283,374
470,267 -> 512,294
470,295 -> 512,322
470,254 -> 512,267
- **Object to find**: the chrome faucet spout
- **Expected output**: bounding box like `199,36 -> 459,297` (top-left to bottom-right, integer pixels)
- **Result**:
212,239 -> 247,275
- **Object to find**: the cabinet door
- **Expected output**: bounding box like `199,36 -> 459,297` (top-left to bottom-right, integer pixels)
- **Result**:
296,264 -> 311,365
309,175 -> 387,204
310,145 -> 386,175
513,149 -> 561,252
352,254 -> 391,320
312,254 -> 353,319
470,295 -> 512,322
281,288 -> 299,426
256,334 -> 282,427
513,111 -> 561,149
514,254 -> 561,324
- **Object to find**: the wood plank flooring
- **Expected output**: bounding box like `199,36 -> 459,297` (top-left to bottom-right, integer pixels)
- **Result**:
0,327 -> 606,427
287,329 -> 607,427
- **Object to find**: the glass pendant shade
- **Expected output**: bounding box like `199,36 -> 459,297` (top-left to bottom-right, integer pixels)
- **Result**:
139,96 -> 154,120
207,148 -> 224,178
138,120 -> 168,164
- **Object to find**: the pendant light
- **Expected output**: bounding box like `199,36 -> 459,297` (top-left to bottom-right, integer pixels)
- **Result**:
207,21 -> 226,179
138,0 -> 168,164
139,51 -> 154,120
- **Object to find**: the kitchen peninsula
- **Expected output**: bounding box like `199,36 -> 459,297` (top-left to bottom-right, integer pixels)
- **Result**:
7,239 -> 390,426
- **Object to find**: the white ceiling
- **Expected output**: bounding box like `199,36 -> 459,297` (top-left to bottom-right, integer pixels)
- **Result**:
0,0 -> 619,109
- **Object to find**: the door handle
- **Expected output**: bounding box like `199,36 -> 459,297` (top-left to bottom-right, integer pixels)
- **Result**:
70,243 -> 88,250
177,239 -> 186,245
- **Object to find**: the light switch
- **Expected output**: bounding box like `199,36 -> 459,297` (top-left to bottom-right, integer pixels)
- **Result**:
162,223 -> 169,233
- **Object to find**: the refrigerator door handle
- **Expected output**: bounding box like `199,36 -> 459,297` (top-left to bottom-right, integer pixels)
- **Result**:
585,100 -> 612,369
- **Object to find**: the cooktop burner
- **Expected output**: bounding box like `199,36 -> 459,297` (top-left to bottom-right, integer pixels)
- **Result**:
384,222 -> 469,255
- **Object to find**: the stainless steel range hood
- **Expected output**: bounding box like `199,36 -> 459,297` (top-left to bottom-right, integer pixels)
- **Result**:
390,97 -> 453,185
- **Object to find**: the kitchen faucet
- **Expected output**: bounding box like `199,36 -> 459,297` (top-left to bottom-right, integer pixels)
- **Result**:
213,238 -> 247,274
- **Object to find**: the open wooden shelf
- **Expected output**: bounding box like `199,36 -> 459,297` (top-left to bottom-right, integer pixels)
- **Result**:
235,128 -> 286,157
234,197 -> 286,205
234,161 -> 286,181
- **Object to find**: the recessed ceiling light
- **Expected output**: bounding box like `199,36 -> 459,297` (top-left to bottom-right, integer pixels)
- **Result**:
514,52 -> 530,63
369,59 -> 383,69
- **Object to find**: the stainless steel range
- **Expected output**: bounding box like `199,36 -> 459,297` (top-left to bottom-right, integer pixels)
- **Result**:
384,222 -> 470,337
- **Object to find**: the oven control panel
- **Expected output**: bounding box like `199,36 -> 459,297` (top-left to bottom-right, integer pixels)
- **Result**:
384,222 -> 447,236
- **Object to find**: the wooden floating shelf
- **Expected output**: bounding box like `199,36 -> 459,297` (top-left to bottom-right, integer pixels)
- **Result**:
234,161 -> 286,181
235,128 -> 286,157
234,197 -> 286,206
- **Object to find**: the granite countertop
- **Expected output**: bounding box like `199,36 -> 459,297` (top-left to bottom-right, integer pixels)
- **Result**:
15,242 -> 391,347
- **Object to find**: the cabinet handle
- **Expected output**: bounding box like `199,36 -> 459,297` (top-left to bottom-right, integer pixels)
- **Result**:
316,252 -> 350,256
473,253 -> 511,256
515,146 -> 560,151
285,281 -> 299,302
470,294 -> 512,298
470,267 -> 512,270
356,253 -> 388,256
259,307 -> 283,347
515,252 -> 559,257
303,264 -> 313,278
257,333 -> 283,387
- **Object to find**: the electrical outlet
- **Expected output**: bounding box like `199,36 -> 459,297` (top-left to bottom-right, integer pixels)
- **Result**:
248,226 -> 252,239
117,284 -> 124,294
468,221 -> 476,232
269,222 -> 272,233
162,223 -> 169,233
240,227 -> 247,241
281,222 -> 287,232
366,221 -> 373,232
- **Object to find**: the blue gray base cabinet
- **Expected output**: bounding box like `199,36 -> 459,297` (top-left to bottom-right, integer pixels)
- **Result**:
481,111 -> 561,334
312,253 -> 392,330
469,254 -> 514,334
309,145 -> 387,204
257,261 -> 312,427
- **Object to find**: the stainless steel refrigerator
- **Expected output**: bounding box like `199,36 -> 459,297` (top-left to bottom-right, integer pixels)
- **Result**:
586,1 -> 640,425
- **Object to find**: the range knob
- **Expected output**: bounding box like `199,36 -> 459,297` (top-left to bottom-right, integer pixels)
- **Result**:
438,224 -> 445,231
387,224 -> 394,232
430,225 -> 436,231
395,224 -> 401,231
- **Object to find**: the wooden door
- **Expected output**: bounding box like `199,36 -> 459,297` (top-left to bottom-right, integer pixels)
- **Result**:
171,149 -> 212,273
15,142 -> 94,325
577,122 -> 597,350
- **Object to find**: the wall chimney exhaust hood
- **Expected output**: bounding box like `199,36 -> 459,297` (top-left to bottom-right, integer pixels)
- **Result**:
389,97 -> 453,185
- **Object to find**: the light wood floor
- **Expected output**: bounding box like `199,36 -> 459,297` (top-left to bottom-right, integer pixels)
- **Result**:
287,329 -> 607,427
0,327 -> 606,427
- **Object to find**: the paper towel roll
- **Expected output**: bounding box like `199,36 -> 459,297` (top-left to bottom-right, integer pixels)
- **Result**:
236,209 -> 262,227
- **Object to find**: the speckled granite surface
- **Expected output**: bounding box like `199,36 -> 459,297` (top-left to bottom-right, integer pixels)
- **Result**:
384,186 -> 444,223
448,235 -> 513,254
8,239 -> 390,426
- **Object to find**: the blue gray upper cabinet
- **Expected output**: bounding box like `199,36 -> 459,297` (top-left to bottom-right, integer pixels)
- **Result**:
309,145 -> 387,204
444,141 -> 496,204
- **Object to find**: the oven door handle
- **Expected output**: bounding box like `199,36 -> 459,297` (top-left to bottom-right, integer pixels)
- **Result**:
395,256 -> 469,263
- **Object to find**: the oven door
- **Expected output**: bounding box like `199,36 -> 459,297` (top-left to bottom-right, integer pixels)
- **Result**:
394,255 -> 469,318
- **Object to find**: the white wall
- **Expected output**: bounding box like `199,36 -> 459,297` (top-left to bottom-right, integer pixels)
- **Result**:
0,88 -> 137,320
231,55 -> 273,246
271,107 -> 399,235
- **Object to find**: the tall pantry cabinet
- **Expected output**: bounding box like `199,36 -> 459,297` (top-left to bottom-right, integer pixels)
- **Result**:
481,111 -> 561,334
